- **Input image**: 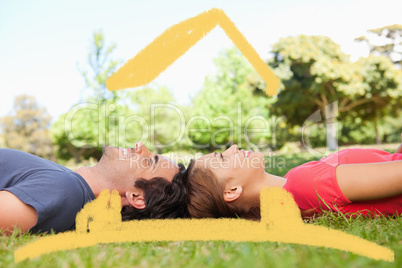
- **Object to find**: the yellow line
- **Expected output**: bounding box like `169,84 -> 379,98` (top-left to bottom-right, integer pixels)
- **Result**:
106,8 -> 280,96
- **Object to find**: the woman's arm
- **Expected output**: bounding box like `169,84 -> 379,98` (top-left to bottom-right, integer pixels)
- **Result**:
336,160 -> 402,202
0,191 -> 37,235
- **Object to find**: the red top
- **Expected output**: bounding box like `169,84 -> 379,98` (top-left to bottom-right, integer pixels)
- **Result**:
283,148 -> 402,217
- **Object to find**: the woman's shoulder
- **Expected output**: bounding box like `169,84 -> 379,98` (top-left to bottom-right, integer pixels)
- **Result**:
338,147 -> 390,155
334,148 -> 401,164
284,147 -> 399,183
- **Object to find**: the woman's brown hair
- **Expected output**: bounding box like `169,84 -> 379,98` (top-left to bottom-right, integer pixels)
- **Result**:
186,159 -> 244,219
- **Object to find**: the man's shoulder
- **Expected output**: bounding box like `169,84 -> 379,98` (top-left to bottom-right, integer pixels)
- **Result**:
18,170 -> 95,233
33,169 -> 93,197
0,148 -> 36,156
0,148 -> 68,172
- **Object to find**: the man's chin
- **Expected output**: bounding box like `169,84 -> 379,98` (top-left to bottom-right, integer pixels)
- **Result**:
103,145 -> 112,153
100,145 -> 115,159
103,146 -> 131,161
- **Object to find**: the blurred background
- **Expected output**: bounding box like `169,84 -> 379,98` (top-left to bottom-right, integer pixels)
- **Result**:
0,0 -> 401,167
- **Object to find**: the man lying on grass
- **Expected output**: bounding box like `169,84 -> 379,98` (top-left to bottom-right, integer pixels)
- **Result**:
0,142 -> 188,235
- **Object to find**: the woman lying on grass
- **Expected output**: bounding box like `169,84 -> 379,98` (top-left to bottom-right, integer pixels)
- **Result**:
186,136 -> 402,220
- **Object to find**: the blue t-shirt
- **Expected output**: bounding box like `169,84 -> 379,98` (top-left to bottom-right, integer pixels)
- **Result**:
0,149 -> 95,233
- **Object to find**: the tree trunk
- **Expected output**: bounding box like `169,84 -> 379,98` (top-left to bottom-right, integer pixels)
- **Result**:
326,102 -> 338,151
326,120 -> 338,151
67,142 -> 80,164
374,119 -> 382,144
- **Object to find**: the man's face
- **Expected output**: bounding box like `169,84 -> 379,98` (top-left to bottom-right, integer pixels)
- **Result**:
99,142 -> 179,182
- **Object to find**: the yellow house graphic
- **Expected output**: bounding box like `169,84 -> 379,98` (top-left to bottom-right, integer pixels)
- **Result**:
14,8 -> 394,263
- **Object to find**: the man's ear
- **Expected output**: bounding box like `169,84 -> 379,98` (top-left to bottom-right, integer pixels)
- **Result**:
223,186 -> 242,202
125,188 -> 145,209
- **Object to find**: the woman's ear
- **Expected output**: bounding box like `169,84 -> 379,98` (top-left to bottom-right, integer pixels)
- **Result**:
223,186 -> 243,202
125,188 -> 145,209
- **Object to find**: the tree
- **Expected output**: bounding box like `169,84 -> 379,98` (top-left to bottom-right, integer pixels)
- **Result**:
189,48 -> 272,151
269,35 -> 401,150
1,95 -> 53,159
270,35 -> 352,150
129,86 -> 185,154
51,100 -> 133,163
79,29 -> 122,102
355,24 -> 402,69
52,30 -> 123,162
352,56 -> 402,143
354,25 -> 402,143
0,134 -> 4,148
52,29 -> 188,161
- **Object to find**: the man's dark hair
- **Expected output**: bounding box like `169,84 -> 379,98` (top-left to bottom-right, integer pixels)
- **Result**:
121,163 -> 190,220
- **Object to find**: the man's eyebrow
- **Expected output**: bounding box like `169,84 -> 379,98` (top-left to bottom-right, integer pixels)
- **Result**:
154,154 -> 159,166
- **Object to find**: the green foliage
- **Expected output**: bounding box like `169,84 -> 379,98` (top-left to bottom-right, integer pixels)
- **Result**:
51,101 -> 134,162
189,48 -> 273,151
0,95 -> 53,159
52,30 -> 124,162
128,86 -> 185,153
356,24 -> 402,68
51,84 -> 185,160
269,35 -> 402,147
351,56 -> 402,143
381,113 -> 402,143
271,35 -> 353,126
0,134 -> 4,148
51,30 -> 189,161
353,56 -> 402,120
79,30 -> 122,103
49,29 -> 402,159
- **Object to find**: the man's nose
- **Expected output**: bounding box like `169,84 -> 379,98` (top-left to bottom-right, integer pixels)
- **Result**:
136,142 -> 152,157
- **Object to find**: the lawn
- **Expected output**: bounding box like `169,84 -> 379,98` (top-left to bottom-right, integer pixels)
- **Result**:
1,149 -> 401,268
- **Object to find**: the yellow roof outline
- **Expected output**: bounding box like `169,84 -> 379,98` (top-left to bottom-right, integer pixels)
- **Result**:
14,188 -> 393,262
106,8 -> 280,96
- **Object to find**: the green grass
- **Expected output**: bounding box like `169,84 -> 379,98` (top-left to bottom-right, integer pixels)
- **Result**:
265,151 -> 318,177
2,216 -> 401,268
1,150 -> 401,267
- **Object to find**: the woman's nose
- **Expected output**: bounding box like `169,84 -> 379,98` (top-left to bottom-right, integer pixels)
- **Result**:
224,144 -> 238,154
232,144 -> 239,153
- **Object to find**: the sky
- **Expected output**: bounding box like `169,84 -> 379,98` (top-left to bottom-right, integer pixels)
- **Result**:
0,0 -> 401,123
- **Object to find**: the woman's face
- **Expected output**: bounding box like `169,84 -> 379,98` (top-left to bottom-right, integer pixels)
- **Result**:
195,145 -> 265,183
